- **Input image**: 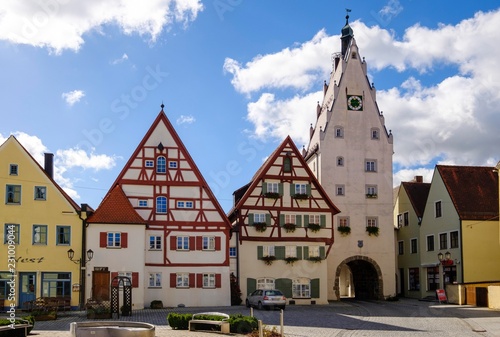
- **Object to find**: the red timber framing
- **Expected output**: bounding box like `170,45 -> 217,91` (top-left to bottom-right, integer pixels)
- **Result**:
104,108 -> 231,267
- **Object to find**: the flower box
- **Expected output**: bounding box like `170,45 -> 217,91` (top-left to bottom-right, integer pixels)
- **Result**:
263,192 -> 281,199
308,256 -> 322,263
284,257 -> 299,265
261,255 -> 276,265
307,223 -> 321,232
366,194 -> 378,198
292,193 -> 309,200
337,226 -> 351,235
283,223 -> 296,233
366,226 -> 379,236
254,222 -> 267,232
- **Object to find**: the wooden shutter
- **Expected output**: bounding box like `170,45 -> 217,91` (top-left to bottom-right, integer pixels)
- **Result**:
121,233 -> 128,248
170,236 -> 177,250
247,278 -> 256,295
215,237 -> 221,251
320,214 -> 326,228
296,246 -> 303,260
275,246 -> 285,260
275,278 -> 292,298
303,246 -> 309,259
278,183 -> 283,196
290,183 -> 294,196
189,237 -> 195,251
295,215 -> 302,227
248,213 -> 254,225
215,274 -> 221,288
132,272 -> 139,287
111,272 -> 118,281
196,236 -> 203,250
265,213 -> 271,226
189,274 -> 195,288
279,214 -> 285,227
319,246 -> 326,259
99,232 -> 107,247
304,215 -> 309,227
196,274 -> 203,288
306,184 -> 311,196
170,273 -> 176,288
257,246 -> 263,259
311,278 -> 320,298
261,182 -> 267,194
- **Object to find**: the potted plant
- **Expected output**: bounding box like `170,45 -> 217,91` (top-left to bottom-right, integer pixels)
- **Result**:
366,193 -> 378,198
366,226 -> 379,236
307,223 -> 321,232
254,222 -> 267,232
308,256 -> 322,263
292,193 -> 309,200
261,255 -> 276,265
150,300 -> 163,309
32,310 -> 57,321
283,223 -> 296,233
337,226 -> 351,236
284,256 -> 299,265
263,192 -> 280,199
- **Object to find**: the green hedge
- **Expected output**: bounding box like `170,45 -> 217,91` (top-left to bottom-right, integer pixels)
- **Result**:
0,315 -> 35,337
167,312 -> 257,333
228,314 -> 258,334
167,313 -> 193,330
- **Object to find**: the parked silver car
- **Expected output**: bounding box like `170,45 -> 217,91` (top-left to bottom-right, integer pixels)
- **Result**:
245,289 -> 286,310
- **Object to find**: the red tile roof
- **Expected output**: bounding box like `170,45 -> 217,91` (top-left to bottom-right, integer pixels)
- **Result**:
402,182 -> 431,218
437,165 -> 499,220
87,185 -> 146,224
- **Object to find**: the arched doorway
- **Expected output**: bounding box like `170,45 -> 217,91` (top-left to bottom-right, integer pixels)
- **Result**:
335,256 -> 383,300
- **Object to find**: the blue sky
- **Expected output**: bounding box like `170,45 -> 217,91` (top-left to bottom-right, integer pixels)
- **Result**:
1,1 -> 499,212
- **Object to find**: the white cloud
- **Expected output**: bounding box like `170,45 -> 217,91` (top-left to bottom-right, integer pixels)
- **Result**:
225,8 -> 500,183
176,115 -> 196,125
0,0 -> 204,54
56,148 -> 117,171
111,53 -> 129,65
62,90 -> 85,106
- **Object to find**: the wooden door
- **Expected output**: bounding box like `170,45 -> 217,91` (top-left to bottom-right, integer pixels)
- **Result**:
92,271 -> 110,301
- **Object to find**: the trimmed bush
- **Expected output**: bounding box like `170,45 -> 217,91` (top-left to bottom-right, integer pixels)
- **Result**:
167,313 -> 193,330
228,314 -> 258,334
0,315 -> 35,337
150,300 -> 163,309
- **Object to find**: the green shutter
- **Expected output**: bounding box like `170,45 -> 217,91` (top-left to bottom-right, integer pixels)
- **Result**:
306,184 -> 311,196
257,246 -> 263,259
275,246 -> 285,260
290,183 -> 294,196
303,246 -> 309,259
320,215 -> 326,228
280,214 -> 285,227
275,278 -> 292,298
265,213 -> 271,226
311,278 -> 320,298
262,182 -> 267,194
304,215 -> 310,227
247,278 -> 256,296
296,215 -> 302,227
296,246 -> 303,260
319,246 -> 325,259
248,213 -> 254,225
279,183 -> 283,196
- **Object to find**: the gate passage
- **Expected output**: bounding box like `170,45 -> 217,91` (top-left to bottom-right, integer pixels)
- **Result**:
111,275 -> 132,318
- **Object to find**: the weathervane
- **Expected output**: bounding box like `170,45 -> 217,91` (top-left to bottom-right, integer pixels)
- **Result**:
345,8 -> 351,23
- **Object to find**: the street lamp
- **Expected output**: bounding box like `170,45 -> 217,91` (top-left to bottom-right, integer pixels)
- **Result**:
437,251 -> 452,265
67,248 -> 94,264
67,248 -> 94,310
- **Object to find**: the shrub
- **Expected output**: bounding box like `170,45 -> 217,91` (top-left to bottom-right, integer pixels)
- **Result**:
228,314 -> 258,334
0,315 -> 35,336
150,300 -> 163,309
167,313 -> 193,330
230,273 -> 242,305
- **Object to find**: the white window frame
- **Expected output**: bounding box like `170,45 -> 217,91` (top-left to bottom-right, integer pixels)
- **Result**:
257,278 -> 275,290
366,185 -> 377,197
4,224 -> 19,244
334,126 -> 344,138
254,213 -> 266,223
176,273 -> 189,288
285,246 -> 297,258
203,273 -> 215,288
284,214 -> 296,224
148,273 -> 161,288
365,160 -> 377,172
177,236 -> 189,250
202,236 -> 215,250
366,217 -> 378,227
168,161 -> 178,169
107,232 -> 121,248
295,183 -> 307,195
263,245 -> 275,257
149,235 -> 162,250
439,232 -> 448,250
156,156 -> 166,173
336,184 -> 345,196
309,214 -> 320,225
309,246 -> 320,257
292,278 -> 311,298
338,217 -> 349,227
145,160 -> 154,168
229,247 -> 237,258
267,182 -> 279,193
138,199 -> 148,207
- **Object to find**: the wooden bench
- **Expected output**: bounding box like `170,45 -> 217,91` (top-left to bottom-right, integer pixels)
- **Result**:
188,312 -> 230,334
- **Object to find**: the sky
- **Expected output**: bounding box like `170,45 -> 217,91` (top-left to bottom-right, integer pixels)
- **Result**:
1,0 -> 499,213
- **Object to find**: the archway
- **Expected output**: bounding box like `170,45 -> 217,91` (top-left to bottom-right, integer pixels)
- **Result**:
334,255 -> 383,300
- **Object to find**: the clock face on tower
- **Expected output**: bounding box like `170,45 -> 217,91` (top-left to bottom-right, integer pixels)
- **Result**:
347,95 -> 363,111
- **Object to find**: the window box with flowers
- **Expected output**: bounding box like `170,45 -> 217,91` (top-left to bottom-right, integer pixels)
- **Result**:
307,223 -> 321,232
366,226 -> 379,236
308,256 -> 322,263
366,193 -> 378,198
254,222 -> 267,232
283,223 -> 296,233
284,256 -> 299,265
292,193 -> 309,200
337,226 -> 351,236
263,192 -> 281,199
261,255 -> 276,265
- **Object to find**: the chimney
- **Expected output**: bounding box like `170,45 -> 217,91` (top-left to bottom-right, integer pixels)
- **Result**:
414,176 -> 423,183
44,153 -> 54,179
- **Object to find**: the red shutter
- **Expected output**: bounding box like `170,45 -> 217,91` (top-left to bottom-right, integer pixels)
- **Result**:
196,274 -> 203,288
111,272 -> 118,280
170,236 -> 177,250
215,237 -> 221,251
189,237 -> 195,251
215,274 -> 221,288
132,272 -> 138,287
189,274 -> 195,288
170,273 -> 176,288
100,232 -> 107,247
196,236 -> 203,250
121,233 -> 128,248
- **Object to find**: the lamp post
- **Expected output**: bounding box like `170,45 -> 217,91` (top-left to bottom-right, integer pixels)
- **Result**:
67,248 -> 94,310
437,251 -> 452,290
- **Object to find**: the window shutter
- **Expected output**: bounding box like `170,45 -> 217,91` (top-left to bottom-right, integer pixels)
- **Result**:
170,273 -> 176,288
189,274 -> 195,288
247,278 -> 256,295
170,236 -> 177,250
275,278 -> 292,298
303,246 -> 309,259
261,182 -> 267,194
320,215 -> 326,228
278,183 -> 283,196
99,232 -> 107,247
257,246 -> 263,259
306,184 -> 311,195
296,215 -> 302,227
121,232 -> 128,248
279,214 -> 285,227
304,215 -> 309,227
311,278 -> 320,298
319,246 -> 326,259
196,236 -> 202,250
215,237 -> 221,251
265,213 -> 271,226
132,272 -> 139,287
111,272 -> 118,280
290,183 -> 294,196
275,246 -> 285,260
215,274 -> 221,288
189,237 -> 195,251
248,213 -> 254,225
196,274 -> 203,288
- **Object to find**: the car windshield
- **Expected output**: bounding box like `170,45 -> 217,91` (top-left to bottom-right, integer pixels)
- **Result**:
265,290 -> 282,296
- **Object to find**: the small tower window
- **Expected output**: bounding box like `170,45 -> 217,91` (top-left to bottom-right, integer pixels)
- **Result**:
336,156 -> 344,166
9,164 -> 18,175
335,126 -> 344,138
371,128 -> 380,140
352,52 -> 357,59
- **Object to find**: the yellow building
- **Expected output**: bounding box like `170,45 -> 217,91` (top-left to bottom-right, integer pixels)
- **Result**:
0,135 -> 85,310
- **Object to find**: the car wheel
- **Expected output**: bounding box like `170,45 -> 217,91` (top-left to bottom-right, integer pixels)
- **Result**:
257,302 -> 263,310
245,299 -> 250,308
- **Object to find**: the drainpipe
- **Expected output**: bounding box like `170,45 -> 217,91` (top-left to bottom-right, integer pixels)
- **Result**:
78,204 -> 89,310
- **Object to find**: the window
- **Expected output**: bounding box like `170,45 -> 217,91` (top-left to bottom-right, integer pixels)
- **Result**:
427,267 -> 439,291
285,246 -> 297,258
9,164 -> 18,175
257,278 -> 275,290
439,233 -> 448,250
56,226 -> 71,245
176,273 -> 189,288
410,238 -> 418,254
4,224 -> 19,244
263,245 -> 275,257
138,200 -> 148,207
33,225 -> 47,245
203,273 -> 215,288
283,156 -> 291,172
149,235 -> 161,250
169,161 -> 178,169
295,183 -> 307,195
371,128 -> 380,139
107,232 -> 121,248
284,214 -> 296,225
6,185 -> 21,204
336,156 -> 344,166
427,235 -> 435,251
292,278 -> 310,298
309,246 -> 320,257
335,126 -> 344,138
0,272 -> 13,299
336,185 -> 345,196
177,200 -> 194,208
398,241 -> 404,255
409,268 -> 420,291
397,214 -> 403,228
367,217 -> 378,227
338,217 -> 349,227
42,273 -> 71,297
403,212 -> 409,226
435,201 -> 442,218
156,156 -> 166,173
450,231 -> 459,248
309,214 -> 320,225
267,182 -> 279,193
202,236 -> 215,250
254,213 -> 266,224
366,185 -> 377,197
229,247 -> 237,258
145,160 -> 154,168
177,236 -> 189,250
149,273 -> 162,287
365,160 -> 377,172
156,196 -> 167,213
34,186 -> 46,200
